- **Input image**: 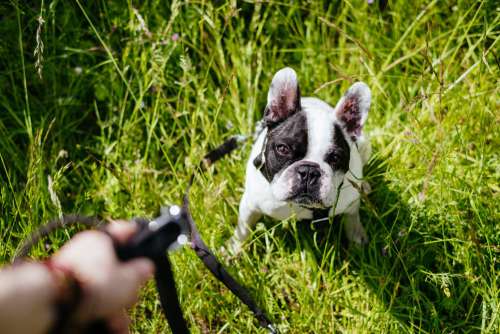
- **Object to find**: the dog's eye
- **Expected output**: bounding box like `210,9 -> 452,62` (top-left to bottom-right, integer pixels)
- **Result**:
276,144 -> 291,156
329,152 -> 339,162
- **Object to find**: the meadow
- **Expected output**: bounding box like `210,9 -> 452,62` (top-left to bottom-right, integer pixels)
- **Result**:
0,0 -> 499,333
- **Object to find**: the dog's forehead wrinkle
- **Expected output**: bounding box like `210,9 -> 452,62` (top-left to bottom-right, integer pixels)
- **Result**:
270,111 -> 307,139
302,101 -> 335,162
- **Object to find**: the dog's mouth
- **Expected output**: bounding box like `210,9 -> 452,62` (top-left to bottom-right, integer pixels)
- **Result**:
288,193 -> 324,208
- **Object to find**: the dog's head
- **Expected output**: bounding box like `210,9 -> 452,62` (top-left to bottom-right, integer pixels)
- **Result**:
253,67 -> 371,209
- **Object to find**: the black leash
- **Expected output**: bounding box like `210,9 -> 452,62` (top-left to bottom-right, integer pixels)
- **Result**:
153,254 -> 189,334
183,183 -> 276,332
13,135 -> 277,334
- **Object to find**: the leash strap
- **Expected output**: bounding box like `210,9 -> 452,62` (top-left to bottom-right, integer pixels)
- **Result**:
153,255 -> 189,334
182,198 -> 277,333
12,135 -> 277,334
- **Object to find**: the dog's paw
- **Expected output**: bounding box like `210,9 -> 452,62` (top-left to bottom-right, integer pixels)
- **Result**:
345,221 -> 369,246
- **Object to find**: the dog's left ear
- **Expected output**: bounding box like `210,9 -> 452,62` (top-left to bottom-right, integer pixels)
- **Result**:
335,82 -> 371,141
264,67 -> 301,127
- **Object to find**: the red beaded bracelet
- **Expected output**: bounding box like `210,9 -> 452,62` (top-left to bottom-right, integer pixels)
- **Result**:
43,260 -> 84,333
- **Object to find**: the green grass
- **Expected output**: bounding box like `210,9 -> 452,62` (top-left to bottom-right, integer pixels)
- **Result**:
1,0 -> 499,332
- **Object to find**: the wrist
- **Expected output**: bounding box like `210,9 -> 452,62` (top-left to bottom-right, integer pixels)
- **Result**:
0,262 -> 58,334
49,231 -> 111,323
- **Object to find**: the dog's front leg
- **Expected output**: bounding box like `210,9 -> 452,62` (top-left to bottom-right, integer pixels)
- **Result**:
228,194 -> 261,254
344,209 -> 369,246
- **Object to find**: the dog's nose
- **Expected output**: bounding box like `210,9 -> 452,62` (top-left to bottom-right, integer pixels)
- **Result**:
297,163 -> 321,187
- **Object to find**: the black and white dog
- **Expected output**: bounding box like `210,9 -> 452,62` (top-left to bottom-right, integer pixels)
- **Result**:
229,67 -> 372,253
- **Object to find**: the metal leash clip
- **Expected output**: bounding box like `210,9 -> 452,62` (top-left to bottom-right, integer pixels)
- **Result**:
114,205 -> 189,261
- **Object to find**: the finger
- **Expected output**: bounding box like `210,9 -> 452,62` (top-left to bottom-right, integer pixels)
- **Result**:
116,258 -> 155,306
107,311 -> 130,334
106,220 -> 138,243
123,258 -> 155,284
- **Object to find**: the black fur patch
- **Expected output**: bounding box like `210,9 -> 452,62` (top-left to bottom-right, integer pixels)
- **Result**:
255,111 -> 308,182
324,124 -> 350,172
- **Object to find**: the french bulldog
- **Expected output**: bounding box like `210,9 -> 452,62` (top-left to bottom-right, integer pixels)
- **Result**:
229,67 -> 372,253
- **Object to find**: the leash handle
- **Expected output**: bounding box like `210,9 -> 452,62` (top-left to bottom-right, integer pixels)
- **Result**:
85,209 -> 190,334
112,209 -> 190,333
114,207 -> 188,261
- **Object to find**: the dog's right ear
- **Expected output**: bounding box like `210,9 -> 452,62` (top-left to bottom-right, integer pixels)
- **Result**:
335,82 -> 371,141
264,67 -> 301,127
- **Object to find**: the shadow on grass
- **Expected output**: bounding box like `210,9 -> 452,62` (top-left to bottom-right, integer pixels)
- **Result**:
271,156 -> 482,332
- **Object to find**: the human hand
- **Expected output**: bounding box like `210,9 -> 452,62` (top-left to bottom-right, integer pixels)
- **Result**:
51,220 -> 155,332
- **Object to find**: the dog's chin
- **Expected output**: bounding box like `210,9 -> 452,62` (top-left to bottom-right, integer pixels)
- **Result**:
288,194 -> 325,209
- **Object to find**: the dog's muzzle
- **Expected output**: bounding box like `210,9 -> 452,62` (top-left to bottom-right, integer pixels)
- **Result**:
287,162 -> 323,206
